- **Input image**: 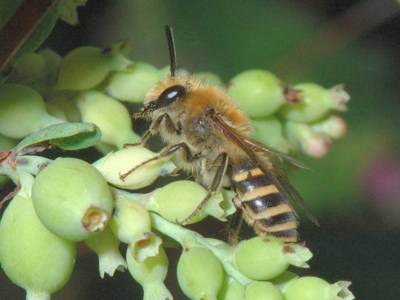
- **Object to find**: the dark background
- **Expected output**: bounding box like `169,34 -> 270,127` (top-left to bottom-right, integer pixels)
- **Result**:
1,0 -> 400,299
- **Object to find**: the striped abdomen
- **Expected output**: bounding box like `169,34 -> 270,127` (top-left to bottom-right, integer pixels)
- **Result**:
231,160 -> 299,242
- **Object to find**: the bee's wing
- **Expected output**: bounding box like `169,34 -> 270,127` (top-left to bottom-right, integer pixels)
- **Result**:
242,137 -> 310,170
209,111 -> 319,226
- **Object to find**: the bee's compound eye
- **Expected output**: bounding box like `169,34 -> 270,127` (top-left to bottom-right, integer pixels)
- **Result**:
158,85 -> 186,106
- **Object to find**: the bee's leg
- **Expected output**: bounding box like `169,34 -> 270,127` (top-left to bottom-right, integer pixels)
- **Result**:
180,153 -> 229,224
124,113 -> 181,148
119,142 -> 197,181
227,207 -> 243,245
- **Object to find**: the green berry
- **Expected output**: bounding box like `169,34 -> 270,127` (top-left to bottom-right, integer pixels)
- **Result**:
32,157 -> 113,241
147,180 -> 209,224
219,277 -> 245,300
110,197 -> 151,245
245,282 -> 284,300
234,237 -> 288,280
94,146 -> 176,190
251,116 -> 289,153
75,90 -> 140,148
56,45 -> 131,91
283,277 -> 354,300
193,72 -> 223,87
234,237 -> 311,281
177,247 -> 225,300
0,83 -> 61,138
85,227 -> 127,278
0,194 -> 76,299
126,245 -> 172,300
280,83 -> 349,123
228,70 -> 285,117
105,62 -> 160,103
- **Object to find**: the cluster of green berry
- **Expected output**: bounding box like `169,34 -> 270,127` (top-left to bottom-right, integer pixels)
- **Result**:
0,43 -> 353,300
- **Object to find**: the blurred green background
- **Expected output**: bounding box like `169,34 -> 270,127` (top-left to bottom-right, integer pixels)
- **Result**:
1,0 -> 400,299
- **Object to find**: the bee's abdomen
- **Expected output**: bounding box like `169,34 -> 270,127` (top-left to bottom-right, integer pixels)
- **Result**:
231,161 -> 298,242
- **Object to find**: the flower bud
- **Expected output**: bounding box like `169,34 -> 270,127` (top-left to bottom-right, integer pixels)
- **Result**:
94,146 -> 176,190
9,52 -> 46,83
233,237 -> 312,280
75,90 -> 140,148
177,246 -> 224,300
283,277 -> 354,300
219,277 -> 245,300
46,95 -> 81,122
251,116 -> 289,153
311,115 -> 347,139
228,70 -> 285,117
0,84 -> 62,138
245,281 -> 284,300
147,180 -> 227,224
56,45 -> 131,91
280,83 -> 349,123
126,245 -> 172,300
85,227 -> 127,278
0,194 -> 76,299
286,121 -> 331,158
32,157 -> 113,241
193,72 -> 223,87
105,62 -> 160,103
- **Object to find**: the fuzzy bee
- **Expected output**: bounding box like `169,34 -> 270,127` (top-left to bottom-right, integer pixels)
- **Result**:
121,26 -> 318,243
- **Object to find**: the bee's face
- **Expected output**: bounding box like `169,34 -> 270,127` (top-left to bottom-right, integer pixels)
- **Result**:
143,84 -> 186,115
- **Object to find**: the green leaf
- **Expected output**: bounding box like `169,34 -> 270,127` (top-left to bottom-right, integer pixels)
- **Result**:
16,122 -> 101,152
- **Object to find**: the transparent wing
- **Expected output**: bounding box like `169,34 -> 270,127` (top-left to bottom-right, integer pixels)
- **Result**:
208,110 -> 319,226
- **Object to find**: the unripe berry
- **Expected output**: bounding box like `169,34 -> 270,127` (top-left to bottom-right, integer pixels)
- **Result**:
228,70 -> 285,117
110,197 -> 151,245
245,281 -> 284,300
0,194 -> 76,299
147,180 -> 210,224
94,146 -> 176,190
32,157 -> 113,241
283,277 -> 354,300
105,62 -> 160,103
75,90 -> 140,148
126,245 -> 172,300
251,116 -> 289,153
85,227 -> 127,278
218,277 -> 245,300
0,84 -> 62,138
280,83 -> 349,123
56,45 -> 131,91
233,237 -> 312,280
177,247 -> 225,300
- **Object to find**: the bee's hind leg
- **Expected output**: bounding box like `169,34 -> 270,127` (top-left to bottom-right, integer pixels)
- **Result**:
180,153 -> 229,225
119,142 -> 197,181
226,208 -> 243,245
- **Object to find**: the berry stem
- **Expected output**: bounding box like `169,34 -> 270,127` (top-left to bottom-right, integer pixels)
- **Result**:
150,213 -> 252,285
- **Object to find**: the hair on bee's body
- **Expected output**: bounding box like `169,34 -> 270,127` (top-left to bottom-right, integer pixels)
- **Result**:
124,26 -> 317,243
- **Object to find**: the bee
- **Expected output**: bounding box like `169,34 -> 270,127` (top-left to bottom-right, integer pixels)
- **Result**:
121,26 -> 318,243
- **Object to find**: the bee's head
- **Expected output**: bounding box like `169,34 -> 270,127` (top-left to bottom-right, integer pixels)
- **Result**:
135,25 -> 192,118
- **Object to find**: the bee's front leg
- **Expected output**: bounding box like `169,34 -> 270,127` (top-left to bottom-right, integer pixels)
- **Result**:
180,153 -> 229,225
124,113 -> 181,148
119,142 -> 198,181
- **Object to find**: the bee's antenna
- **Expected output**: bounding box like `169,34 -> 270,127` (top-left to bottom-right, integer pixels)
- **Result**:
165,25 -> 177,77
